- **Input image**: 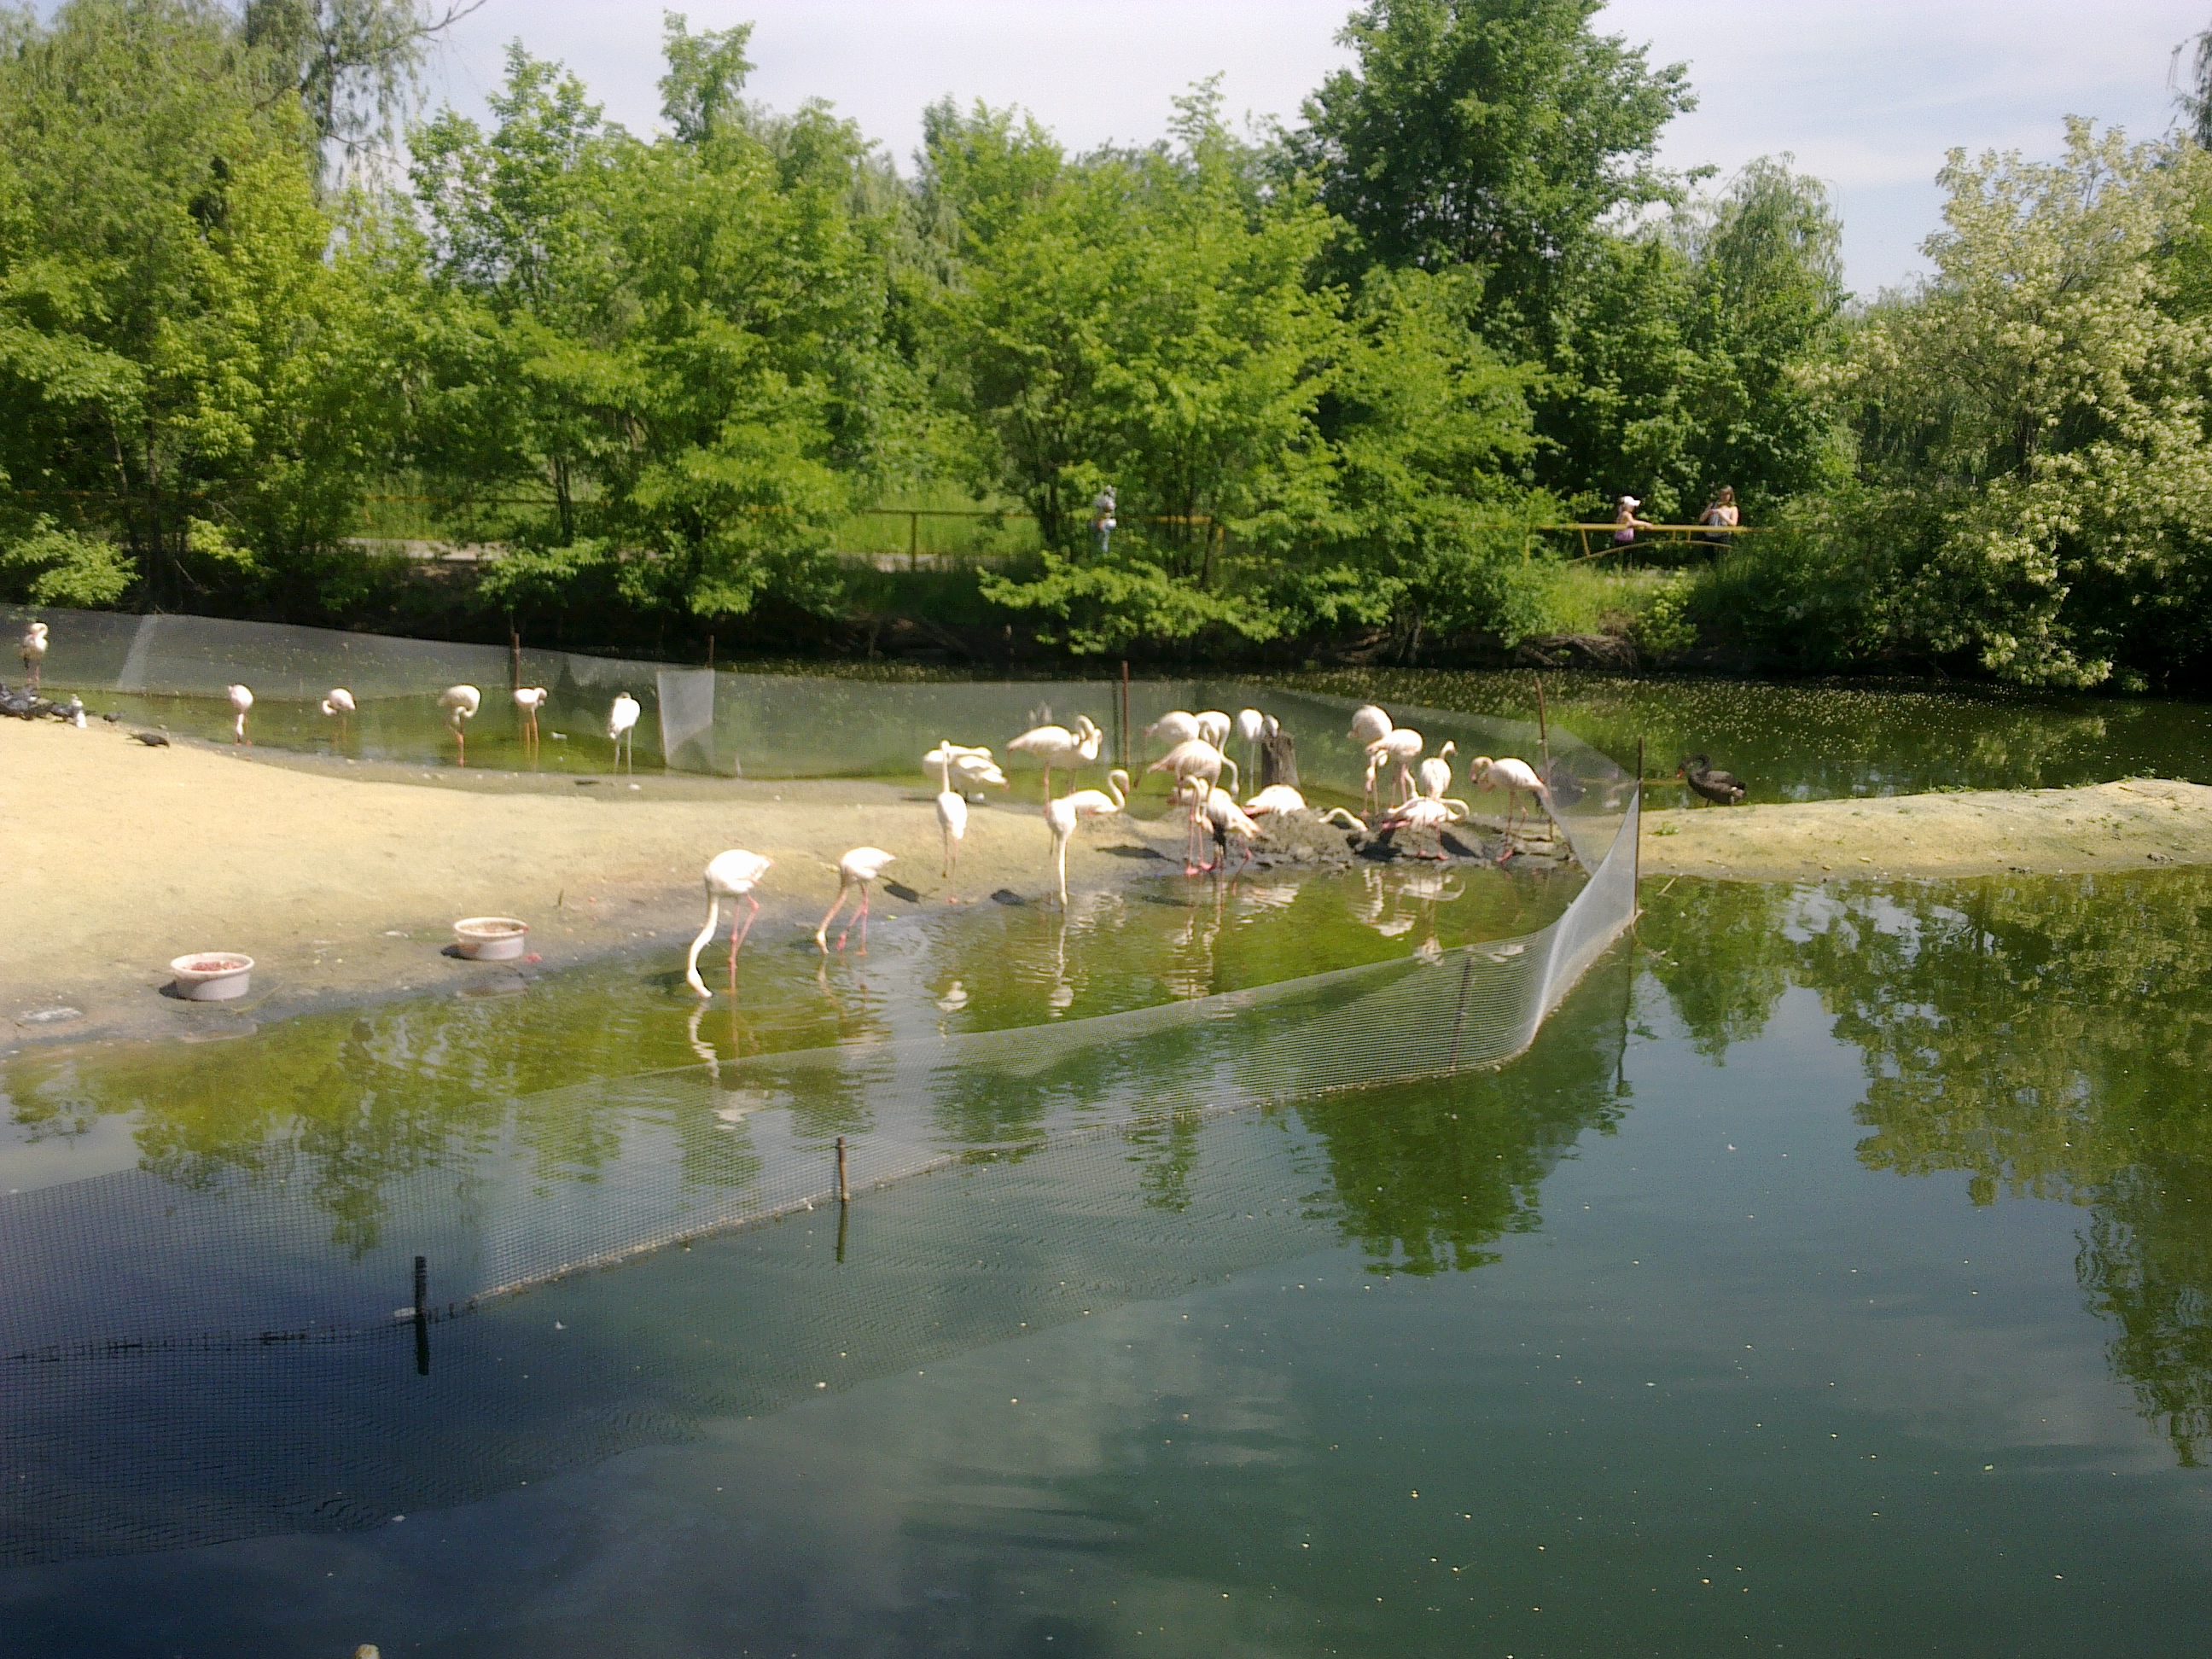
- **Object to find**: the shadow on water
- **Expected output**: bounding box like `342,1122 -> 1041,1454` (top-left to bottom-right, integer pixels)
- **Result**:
1641,869 -> 2212,1465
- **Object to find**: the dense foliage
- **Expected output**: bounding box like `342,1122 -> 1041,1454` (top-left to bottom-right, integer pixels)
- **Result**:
4,0 -> 2210,686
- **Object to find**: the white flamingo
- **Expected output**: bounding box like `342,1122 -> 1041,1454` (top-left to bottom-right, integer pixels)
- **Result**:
226,682 -> 253,745
1148,737 -> 1237,870
1417,740 -> 1458,800
1377,792 -> 1473,854
923,741 -> 1010,797
1349,703 -> 1391,746
1008,714 -> 1103,803
1195,785 -> 1262,876
932,743 -> 969,886
514,685 -> 548,747
20,621 -> 48,691
1144,710 -> 1202,752
320,687 -> 355,742
1045,768 -> 1130,905
1244,783 -> 1307,816
818,847 -> 895,953
608,692 -> 641,772
1236,707 -> 1265,783
439,684 -> 481,766
684,848 -> 772,998
1193,710 -> 1232,749
1365,725 -> 1424,805
1471,755 -> 1551,833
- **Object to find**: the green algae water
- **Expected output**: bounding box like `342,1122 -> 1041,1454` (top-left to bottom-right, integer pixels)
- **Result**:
5,850 -> 2212,1655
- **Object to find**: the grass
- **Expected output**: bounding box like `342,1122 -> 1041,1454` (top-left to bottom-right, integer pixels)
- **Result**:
1534,562 -> 1679,638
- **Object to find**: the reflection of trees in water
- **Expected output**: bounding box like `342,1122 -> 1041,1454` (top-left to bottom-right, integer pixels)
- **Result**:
1300,955 -> 1629,1275
1644,870 -> 2212,1462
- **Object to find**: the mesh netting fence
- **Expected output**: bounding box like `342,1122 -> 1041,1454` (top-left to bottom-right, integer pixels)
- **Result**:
5,606 -> 1631,860
0,793 -> 1636,1379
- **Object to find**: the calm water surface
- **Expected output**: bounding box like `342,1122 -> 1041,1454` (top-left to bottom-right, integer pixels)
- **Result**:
4,852 -> 2212,1655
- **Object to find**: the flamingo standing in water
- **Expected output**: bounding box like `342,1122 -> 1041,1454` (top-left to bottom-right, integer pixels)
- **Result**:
226,683 -> 253,744
685,848 -> 772,998
1148,738 -> 1237,871
1471,755 -> 1551,834
1045,769 -> 1130,905
320,688 -> 355,742
608,692 -> 641,773
1008,714 -> 1102,804
932,743 -> 969,887
1195,785 -> 1262,876
20,622 -> 48,691
439,684 -> 481,765
818,847 -> 895,952
514,686 -> 548,748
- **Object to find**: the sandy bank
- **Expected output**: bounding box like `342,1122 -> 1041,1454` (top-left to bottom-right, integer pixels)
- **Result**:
2,720 -> 1179,1041
1640,777 -> 2212,881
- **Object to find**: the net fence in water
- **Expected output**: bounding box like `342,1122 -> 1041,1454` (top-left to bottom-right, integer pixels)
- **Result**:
0,793 -> 1637,1375
5,606 -> 1629,856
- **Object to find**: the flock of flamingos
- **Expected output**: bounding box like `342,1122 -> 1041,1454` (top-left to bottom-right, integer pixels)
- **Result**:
20,620 -> 1554,1005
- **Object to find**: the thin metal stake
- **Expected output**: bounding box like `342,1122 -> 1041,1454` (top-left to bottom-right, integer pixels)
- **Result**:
835,1135 -> 850,1205
412,1254 -> 429,1377
1535,673 -> 1550,772
1120,660 -> 1132,771
1446,951 -> 1476,1072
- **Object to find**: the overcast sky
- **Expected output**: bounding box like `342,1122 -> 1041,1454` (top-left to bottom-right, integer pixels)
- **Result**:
422,1 -> 2211,296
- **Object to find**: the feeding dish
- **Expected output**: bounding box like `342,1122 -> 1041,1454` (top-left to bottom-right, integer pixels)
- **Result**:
453,917 -> 530,960
169,952 -> 253,1000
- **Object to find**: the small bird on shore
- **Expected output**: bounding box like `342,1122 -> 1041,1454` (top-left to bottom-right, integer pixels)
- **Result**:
20,621 -> 48,691
608,692 -> 641,772
1678,753 -> 1746,805
226,683 -> 253,744
439,684 -> 480,765
818,847 -> 895,952
686,848 -> 771,998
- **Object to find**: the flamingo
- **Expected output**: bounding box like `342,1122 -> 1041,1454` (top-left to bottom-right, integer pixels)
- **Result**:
20,622 -> 48,691
1244,783 -> 1307,816
226,683 -> 253,745
1349,703 -> 1391,746
1148,737 -> 1237,870
1194,786 -> 1262,876
514,686 -> 548,747
1193,710 -> 1232,749
923,741 -> 1010,797
684,848 -> 772,998
932,743 -> 970,886
1377,791 -> 1474,854
1008,714 -> 1103,804
439,684 -> 481,765
608,692 -> 641,772
1470,755 -> 1551,833
1365,725 -> 1424,805
1417,740 -> 1458,801
1236,707 -> 1265,783
1045,769 -> 1130,905
1144,710 -> 1202,752
320,687 -> 355,742
818,847 -> 895,953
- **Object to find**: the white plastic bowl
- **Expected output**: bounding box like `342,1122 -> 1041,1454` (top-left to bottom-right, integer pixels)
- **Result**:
453,917 -> 529,960
170,952 -> 253,1001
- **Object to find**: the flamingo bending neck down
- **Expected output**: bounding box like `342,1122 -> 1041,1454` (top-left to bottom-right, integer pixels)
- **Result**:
1195,786 -> 1262,876
20,622 -> 48,692
685,849 -> 772,998
1366,725 -> 1424,805
1470,756 -> 1551,835
226,683 -> 253,745
514,686 -> 548,748
1008,715 -> 1103,804
1045,768 -> 1130,905
608,692 -> 642,773
439,684 -> 481,765
818,847 -> 895,952
320,687 -> 355,742
1144,710 -> 1201,754
1148,739 -> 1237,870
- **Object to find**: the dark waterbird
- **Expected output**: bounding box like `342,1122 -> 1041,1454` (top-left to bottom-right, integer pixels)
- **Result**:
1678,754 -> 1746,805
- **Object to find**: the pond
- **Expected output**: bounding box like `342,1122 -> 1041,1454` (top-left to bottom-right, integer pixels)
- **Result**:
4,840 -> 2212,1654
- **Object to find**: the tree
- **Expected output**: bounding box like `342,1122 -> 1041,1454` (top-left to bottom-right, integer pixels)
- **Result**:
1292,0 -> 1692,342
243,0 -> 485,180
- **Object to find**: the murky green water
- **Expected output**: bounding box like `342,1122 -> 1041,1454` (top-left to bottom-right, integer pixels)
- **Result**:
5,840 -> 2212,1654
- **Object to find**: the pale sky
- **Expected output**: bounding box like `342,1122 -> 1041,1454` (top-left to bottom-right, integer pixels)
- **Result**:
422,0 -> 2212,295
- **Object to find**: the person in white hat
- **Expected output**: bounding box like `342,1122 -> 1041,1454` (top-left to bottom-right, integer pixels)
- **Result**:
1612,494 -> 1652,547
